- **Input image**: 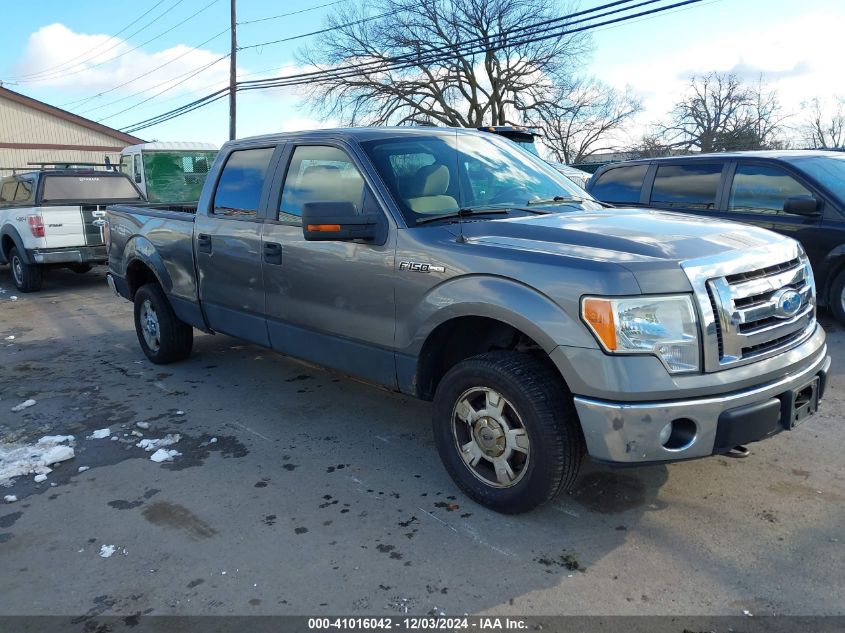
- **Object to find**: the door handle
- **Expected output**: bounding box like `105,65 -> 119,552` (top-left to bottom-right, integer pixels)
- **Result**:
197,233 -> 212,254
263,242 -> 282,265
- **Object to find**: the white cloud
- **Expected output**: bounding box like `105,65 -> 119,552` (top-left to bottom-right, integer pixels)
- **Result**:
600,10 -> 845,139
15,23 -> 230,97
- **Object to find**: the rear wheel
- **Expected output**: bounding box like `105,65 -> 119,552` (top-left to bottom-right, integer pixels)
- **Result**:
9,247 -> 42,292
829,269 -> 845,325
133,283 -> 193,364
432,351 -> 584,514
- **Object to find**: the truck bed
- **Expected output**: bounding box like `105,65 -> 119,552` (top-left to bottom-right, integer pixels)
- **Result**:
106,204 -> 201,324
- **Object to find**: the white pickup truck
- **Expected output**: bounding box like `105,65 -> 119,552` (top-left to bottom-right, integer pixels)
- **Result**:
0,167 -> 143,291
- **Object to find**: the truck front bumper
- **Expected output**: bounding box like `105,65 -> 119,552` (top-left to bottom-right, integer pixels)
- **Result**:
31,246 -> 107,265
573,345 -> 830,464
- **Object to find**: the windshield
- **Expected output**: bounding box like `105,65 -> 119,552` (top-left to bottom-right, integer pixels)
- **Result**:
41,175 -> 142,203
786,155 -> 845,193
361,132 -> 598,226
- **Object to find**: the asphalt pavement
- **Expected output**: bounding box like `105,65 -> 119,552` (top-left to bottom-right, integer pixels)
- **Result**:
0,265 -> 843,623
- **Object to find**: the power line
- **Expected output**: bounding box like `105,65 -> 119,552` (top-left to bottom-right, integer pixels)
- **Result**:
237,8 -> 402,52
64,28 -> 230,111
6,0 -> 172,81
120,0 -> 703,133
19,0 -> 220,84
237,1 -> 345,26
12,0 -> 189,83
239,0 -> 662,89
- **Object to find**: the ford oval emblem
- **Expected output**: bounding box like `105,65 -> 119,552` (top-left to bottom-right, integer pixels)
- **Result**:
773,288 -> 802,319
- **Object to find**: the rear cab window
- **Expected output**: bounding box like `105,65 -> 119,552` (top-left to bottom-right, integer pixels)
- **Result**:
650,163 -> 723,210
40,175 -> 142,203
589,165 -> 647,204
212,147 -> 275,218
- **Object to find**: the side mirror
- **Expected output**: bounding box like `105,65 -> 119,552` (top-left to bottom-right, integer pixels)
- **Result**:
783,196 -> 821,216
302,201 -> 378,241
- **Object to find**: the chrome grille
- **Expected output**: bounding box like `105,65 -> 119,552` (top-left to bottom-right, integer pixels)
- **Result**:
706,256 -> 815,367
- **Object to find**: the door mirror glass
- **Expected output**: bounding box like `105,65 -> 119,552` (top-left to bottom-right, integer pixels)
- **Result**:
783,195 -> 820,216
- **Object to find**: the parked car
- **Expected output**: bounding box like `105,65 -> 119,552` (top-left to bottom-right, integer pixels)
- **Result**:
0,167 -> 144,291
105,128 -> 829,513
586,151 -> 845,322
478,126 -> 591,189
120,142 -> 218,204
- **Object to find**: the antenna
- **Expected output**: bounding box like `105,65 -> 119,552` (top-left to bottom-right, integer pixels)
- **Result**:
454,126 -> 466,243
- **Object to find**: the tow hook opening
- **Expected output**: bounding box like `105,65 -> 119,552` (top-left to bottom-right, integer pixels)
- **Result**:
660,418 -> 698,451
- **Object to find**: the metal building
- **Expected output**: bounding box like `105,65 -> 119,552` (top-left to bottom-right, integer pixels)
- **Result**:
0,86 -> 144,172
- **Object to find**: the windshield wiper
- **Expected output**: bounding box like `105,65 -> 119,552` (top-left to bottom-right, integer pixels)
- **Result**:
526,195 -> 584,206
415,206 -> 511,225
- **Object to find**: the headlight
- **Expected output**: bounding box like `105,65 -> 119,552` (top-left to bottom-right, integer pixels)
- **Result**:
581,295 -> 700,373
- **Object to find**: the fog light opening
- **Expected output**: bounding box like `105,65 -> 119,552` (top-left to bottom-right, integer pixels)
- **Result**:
660,418 -> 697,451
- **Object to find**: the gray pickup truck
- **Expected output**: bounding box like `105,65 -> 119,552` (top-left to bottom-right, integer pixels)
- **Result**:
106,128 -> 830,513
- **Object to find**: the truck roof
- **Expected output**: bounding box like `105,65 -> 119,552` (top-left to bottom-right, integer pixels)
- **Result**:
221,126 -> 515,150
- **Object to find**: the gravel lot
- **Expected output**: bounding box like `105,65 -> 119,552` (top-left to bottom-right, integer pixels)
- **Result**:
0,265 -> 843,621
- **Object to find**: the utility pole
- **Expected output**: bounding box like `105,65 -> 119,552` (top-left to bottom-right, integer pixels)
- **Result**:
229,0 -> 237,141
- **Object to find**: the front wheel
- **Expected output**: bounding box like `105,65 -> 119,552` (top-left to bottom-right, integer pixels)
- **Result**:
133,283 -> 193,364
9,247 -> 43,292
432,351 -> 584,514
829,269 -> 845,325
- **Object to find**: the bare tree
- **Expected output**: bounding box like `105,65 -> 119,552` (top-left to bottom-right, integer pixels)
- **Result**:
298,0 -> 595,127
626,132 -> 674,159
528,81 -> 641,164
801,96 -> 845,149
657,71 -> 785,152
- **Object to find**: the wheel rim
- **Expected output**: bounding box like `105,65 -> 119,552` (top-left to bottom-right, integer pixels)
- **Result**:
11,255 -> 23,286
451,387 -> 530,488
139,299 -> 161,352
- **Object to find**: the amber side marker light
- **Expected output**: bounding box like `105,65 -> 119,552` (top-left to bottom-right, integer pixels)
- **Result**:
306,224 -> 341,232
582,298 -> 618,351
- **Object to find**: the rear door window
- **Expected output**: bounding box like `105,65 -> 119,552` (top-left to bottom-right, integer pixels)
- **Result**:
589,165 -> 647,204
14,179 -> 35,204
212,147 -> 274,218
728,164 -> 814,215
650,163 -> 723,209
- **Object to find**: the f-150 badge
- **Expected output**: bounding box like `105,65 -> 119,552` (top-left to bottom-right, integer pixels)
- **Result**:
399,261 -> 445,273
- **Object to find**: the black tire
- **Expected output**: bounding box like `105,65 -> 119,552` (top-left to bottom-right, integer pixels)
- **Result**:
9,247 -> 43,292
133,283 -> 193,364
432,351 -> 584,514
829,269 -> 845,325
69,263 -> 93,274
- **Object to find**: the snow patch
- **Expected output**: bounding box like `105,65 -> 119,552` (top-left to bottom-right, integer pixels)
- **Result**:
33,474 -> 47,483
11,399 -> 36,412
4,335 -> 14,341
136,434 -> 181,452
150,448 -> 181,463
0,436 -> 75,486
77,466 -> 90,473
99,545 -> 116,558
135,422 -> 150,430
3,495 -> 17,503
87,428 -> 111,440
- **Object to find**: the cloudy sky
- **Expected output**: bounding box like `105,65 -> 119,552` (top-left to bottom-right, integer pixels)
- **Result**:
1,0 -> 842,148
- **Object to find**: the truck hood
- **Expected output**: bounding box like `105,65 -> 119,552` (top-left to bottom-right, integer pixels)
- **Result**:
456,207 -> 790,264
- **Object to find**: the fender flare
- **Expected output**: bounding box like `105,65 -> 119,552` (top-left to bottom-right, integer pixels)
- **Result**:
399,274 -> 596,356
122,235 -> 174,295
0,226 -> 32,265
818,245 -> 845,302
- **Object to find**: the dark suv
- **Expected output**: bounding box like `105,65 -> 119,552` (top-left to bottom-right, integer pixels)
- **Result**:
586,151 -> 845,322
